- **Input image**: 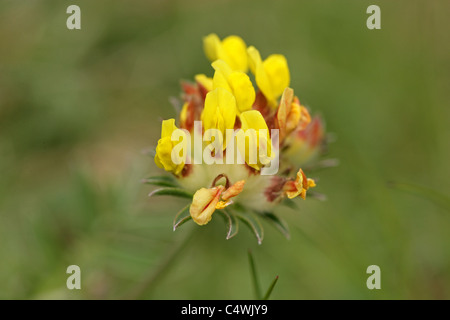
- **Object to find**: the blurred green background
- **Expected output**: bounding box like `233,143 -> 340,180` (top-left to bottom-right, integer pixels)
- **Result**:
1,0 -> 449,299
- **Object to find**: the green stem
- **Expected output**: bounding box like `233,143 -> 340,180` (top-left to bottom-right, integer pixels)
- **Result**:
123,228 -> 195,300
248,250 -> 261,300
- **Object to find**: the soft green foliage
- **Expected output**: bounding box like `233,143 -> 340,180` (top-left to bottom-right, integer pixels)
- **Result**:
0,0 -> 449,299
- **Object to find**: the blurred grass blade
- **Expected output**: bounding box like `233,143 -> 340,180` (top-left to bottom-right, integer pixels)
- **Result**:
282,198 -> 298,210
304,158 -> 340,172
142,147 -> 156,157
263,276 -> 279,300
388,181 -> 450,212
219,210 -> 239,240
173,204 -> 192,231
148,187 -> 193,199
169,96 -> 182,112
142,175 -> 179,187
124,229 -> 195,300
248,250 -> 261,300
262,212 -> 290,239
308,191 -> 328,201
235,212 -> 264,245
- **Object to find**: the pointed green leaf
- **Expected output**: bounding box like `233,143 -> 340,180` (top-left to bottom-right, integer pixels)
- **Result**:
142,175 -> 178,188
148,187 -> 193,199
263,275 -> 279,300
261,212 -> 290,239
219,210 -> 239,240
173,204 -> 192,231
248,250 -> 262,300
235,211 -> 264,245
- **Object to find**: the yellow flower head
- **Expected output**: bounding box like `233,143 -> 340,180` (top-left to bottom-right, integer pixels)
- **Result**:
247,46 -> 290,108
236,110 -> 273,170
203,33 -> 249,73
212,60 -> 255,114
154,119 -> 186,176
150,34 -> 330,242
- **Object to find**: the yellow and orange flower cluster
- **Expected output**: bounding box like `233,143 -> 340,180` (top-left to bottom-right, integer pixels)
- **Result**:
150,34 -> 330,241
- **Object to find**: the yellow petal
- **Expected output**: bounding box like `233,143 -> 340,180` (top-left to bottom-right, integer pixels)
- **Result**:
212,60 -> 255,113
215,200 -> 232,209
179,102 -> 189,129
284,181 -> 299,199
263,54 -> 290,99
248,47 -> 275,107
247,46 -> 262,75
203,33 -> 222,62
154,119 -> 185,176
195,74 -> 213,92
161,118 -> 176,138
308,178 -> 316,188
212,59 -> 233,78
240,110 -> 269,132
204,35 -> 248,72
286,102 -> 301,134
227,72 -> 255,113
284,169 -> 316,200
277,87 -> 294,141
154,152 -> 164,169
248,47 -> 290,108
297,103 -> 312,131
238,110 -> 272,170
221,35 -> 248,72
155,136 -> 177,172
190,186 -> 224,225
202,87 -> 237,135
212,68 -> 232,93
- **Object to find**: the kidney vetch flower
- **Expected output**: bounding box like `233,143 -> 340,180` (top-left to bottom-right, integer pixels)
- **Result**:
145,34 -> 334,244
